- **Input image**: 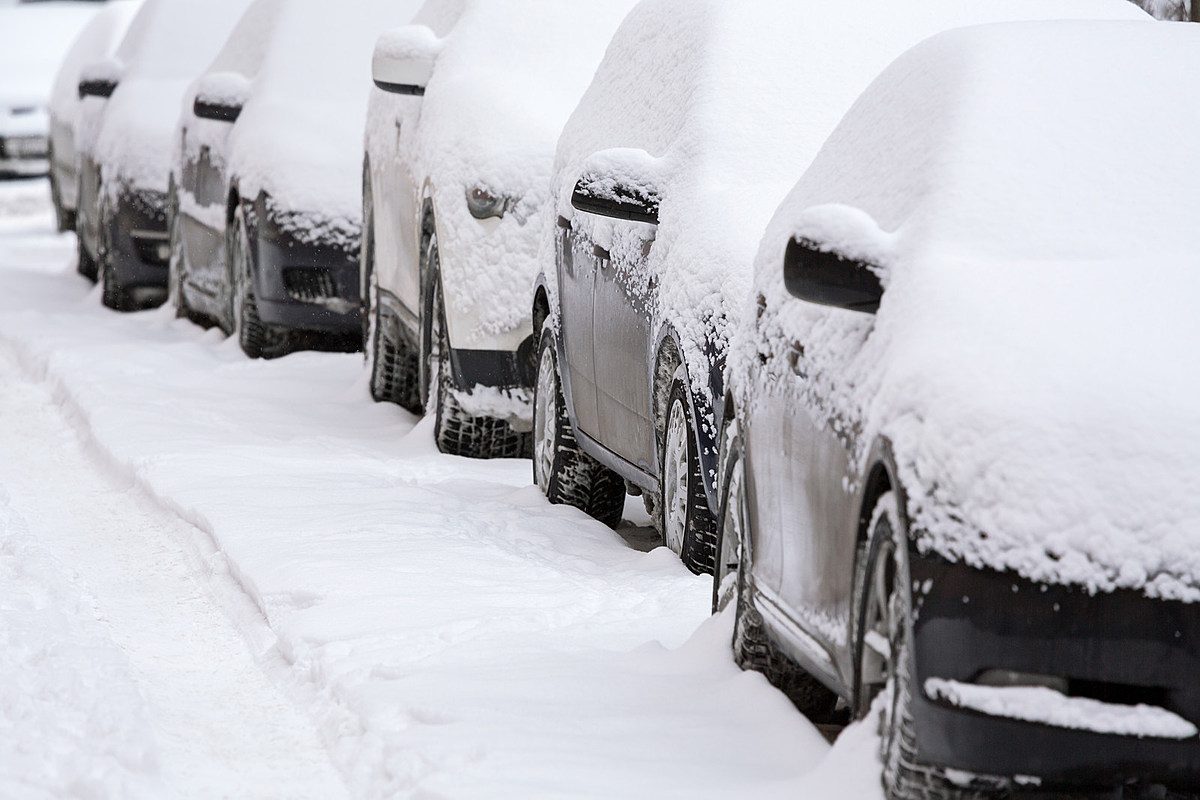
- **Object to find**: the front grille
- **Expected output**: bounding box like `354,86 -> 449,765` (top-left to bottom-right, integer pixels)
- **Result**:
282,267 -> 337,302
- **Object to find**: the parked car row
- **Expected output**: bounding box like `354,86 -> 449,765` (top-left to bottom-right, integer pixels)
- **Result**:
33,0 -> 1200,797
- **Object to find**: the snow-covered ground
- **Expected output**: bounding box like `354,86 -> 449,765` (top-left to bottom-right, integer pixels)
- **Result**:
0,177 -> 880,799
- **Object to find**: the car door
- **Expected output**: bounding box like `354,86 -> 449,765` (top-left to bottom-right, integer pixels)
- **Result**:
555,212 -> 600,439
568,164 -> 660,470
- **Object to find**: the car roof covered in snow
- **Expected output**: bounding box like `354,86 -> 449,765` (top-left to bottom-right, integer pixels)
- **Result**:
89,0 -> 253,191
552,0 -> 1149,393
49,1 -> 141,128
183,0 -> 423,239
0,2 -> 100,108
745,20 -> 1200,600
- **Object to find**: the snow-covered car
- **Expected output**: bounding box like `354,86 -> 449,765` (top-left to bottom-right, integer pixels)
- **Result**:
363,0 -> 637,458
0,1 -> 100,179
531,0 -> 1148,567
74,0 -> 252,308
169,0 -> 419,359
718,17 -> 1200,800
47,0 -> 140,232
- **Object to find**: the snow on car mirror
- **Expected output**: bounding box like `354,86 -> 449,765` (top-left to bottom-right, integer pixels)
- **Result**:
783,237 -> 883,314
192,72 -> 249,123
77,57 -> 123,99
570,149 -> 662,225
372,25 -> 441,96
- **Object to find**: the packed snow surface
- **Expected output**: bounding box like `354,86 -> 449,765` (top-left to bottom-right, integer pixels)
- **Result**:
0,178 -> 882,798
925,679 -> 1199,740
739,20 -> 1200,600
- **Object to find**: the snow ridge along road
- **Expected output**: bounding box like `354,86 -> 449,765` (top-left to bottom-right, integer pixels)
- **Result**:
0,180 -> 881,799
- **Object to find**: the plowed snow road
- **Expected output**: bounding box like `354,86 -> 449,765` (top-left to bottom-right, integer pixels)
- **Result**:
0,179 -> 878,799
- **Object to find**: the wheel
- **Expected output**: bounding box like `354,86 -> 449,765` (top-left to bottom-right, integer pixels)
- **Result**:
230,205 -> 287,359
424,238 -> 530,459
660,367 -> 718,575
532,318 -> 626,527
729,470 -> 842,722
366,181 -> 422,412
712,418 -> 743,614
49,166 -> 72,233
854,494 -> 1002,800
98,203 -> 133,311
77,232 -> 97,282
167,202 -> 194,321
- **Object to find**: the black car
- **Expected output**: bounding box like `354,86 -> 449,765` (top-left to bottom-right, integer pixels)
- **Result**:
719,20 -> 1200,800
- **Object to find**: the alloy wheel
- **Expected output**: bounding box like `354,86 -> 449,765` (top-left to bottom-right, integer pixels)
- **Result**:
533,343 -> 558,493
662,398 -> 690,556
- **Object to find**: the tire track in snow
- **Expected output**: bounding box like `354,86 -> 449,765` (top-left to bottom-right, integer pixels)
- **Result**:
0,353 -> 352,800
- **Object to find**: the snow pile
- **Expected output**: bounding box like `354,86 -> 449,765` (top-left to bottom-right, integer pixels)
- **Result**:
365,0 -> 638,350
0,2 -> 100,139
741,20 -> 1200,599
926,679 -> 1198,739
0,485 -> 162,797
551,0 -> 1147,411
89,0 -> 253,195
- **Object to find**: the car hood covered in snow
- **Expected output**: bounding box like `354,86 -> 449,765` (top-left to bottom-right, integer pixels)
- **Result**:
550,0 -> 1147,407
90,0 -> 252,193
744,21 -> 1200,600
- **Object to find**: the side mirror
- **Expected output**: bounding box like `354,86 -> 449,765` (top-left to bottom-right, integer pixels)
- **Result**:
783,238 -> 883,314
78,58 -> 123,99
192,72 -> 248,123
372,25 -> 440,96
569,148 -> 661,225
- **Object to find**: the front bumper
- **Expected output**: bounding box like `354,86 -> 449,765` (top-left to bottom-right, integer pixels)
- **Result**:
909,552 -> 1200,791
108,187 -> 170,290
253,220 -> 362,336
0,134 -> 49,177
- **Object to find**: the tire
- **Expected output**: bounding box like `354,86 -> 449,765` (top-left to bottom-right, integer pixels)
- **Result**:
360,166 -> 374,354
366,180 -> 422,412
50,167 -> 72,234
229,205 -> 287,359
660,367 -> 718,575
712,419 -> 743,614
167,201 -> 194,321
532,318 -> 626,527
77,232 -> 97,282
855,494 -> 1003,800
98,204 -> 133,312
730,479 -> 842,723
424,238 -> 530,459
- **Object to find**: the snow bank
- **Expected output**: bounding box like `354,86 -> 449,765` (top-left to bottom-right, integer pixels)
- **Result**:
739,20 -> 1200,599
366,0 -> 638,349
926,679 -> 1198,739
90,0 -> 253,195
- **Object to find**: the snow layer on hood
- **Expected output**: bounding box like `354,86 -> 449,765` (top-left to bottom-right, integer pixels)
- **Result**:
741,20 -> 1200,600
91,0 -> 253,193
552,0 -> 1149,407
0,2 -> 98,134
366,0 -> 638,345
49,2 -> 141,143
187,0 -> 422,246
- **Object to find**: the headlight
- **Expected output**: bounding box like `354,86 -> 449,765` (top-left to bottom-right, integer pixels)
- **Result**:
465,185 -> 508,220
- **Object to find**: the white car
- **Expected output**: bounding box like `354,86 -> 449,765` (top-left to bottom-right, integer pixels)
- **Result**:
48,0 -> 141,232
169,0 -> 421,359
363,0 -> 637,459
74,0 -> 252,308
0,1 -> 100,178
